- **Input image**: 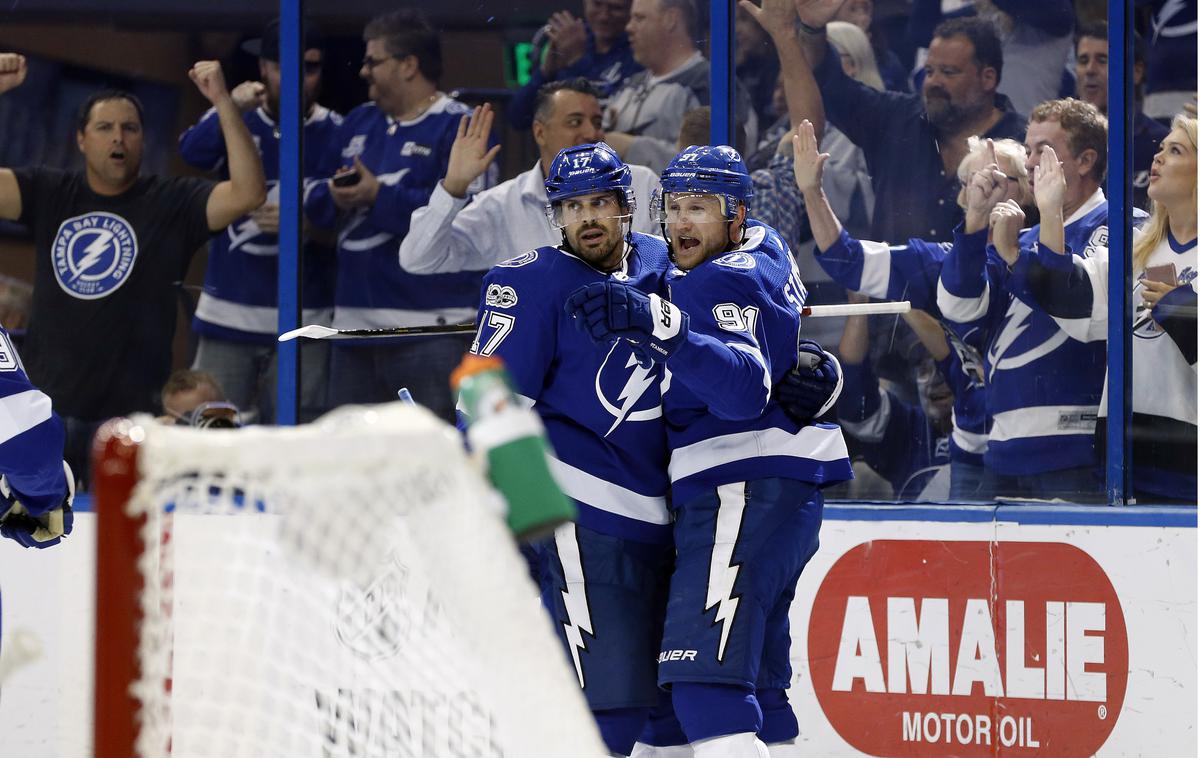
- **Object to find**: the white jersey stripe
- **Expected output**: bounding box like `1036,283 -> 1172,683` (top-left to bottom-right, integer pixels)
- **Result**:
332,306 -> 476,330
547,456 -> 671,525
857,239 -> 894,299
196,295 -> 332,335
937,279 -> 991,324
668,425 -> 850,483
0,389 -> 53,446
989,405 -> 1097,442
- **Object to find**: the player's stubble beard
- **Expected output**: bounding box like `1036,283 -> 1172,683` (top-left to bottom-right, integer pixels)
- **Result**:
567,219 -> 625,272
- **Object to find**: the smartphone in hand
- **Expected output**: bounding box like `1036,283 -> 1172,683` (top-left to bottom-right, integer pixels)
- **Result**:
332,169 -> 361,188
1144,263 -> 1179,286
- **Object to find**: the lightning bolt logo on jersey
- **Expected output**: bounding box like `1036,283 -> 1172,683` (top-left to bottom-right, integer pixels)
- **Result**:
471,233 -> 674,544
51,212 -> 137,300
937,193 -> 1113,476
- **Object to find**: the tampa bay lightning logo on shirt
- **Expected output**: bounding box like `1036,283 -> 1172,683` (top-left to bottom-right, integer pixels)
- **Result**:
52,212 -> 138,300
595,341 -> 661,436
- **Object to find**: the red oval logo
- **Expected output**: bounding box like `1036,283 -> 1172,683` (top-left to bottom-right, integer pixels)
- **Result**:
808,540 -> 1128,757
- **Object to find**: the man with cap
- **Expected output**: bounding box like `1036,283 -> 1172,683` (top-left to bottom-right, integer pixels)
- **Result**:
179,19 -> 343,423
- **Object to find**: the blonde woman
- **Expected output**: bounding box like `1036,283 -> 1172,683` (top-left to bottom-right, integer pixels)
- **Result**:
1015,115 -> 1197,503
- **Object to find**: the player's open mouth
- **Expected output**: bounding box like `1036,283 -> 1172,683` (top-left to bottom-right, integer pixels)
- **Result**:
580,228 -> 605,243
110,151 -> 125,162
679,237 -> 700,250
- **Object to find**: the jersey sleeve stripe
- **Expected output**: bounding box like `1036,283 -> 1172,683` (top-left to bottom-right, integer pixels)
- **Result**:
0,389 -> 54,446
856,240 -> 893,299
937,279 -> 991,323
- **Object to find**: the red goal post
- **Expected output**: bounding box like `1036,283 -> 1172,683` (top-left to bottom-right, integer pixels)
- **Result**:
90,408 -> 605,758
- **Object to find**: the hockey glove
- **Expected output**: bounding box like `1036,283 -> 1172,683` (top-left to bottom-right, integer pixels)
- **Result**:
564,281 -> 688,366
0,461 -> 75,549
775,340 -> 843,424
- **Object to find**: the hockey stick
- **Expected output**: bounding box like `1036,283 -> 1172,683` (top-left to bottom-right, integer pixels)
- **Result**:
277,302 -> 911,342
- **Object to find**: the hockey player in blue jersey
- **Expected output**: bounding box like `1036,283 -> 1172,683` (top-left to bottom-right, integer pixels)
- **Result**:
568,145 -> 852,757
470,142 -> 678,756
793,120 -> 1029,499
0,326 -> 73,550
938,99 -> 1120,500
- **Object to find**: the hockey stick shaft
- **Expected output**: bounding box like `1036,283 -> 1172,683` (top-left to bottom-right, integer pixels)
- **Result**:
277,302 -> 911,342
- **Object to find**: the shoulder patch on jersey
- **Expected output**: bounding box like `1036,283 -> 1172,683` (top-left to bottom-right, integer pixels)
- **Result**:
52,212 -> 139,300
498,250 -> 539,268
485,283 -> 519,308
713,252 -> 756,270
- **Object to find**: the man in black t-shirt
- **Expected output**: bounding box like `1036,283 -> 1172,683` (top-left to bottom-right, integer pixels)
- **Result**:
0,54 -> 266,484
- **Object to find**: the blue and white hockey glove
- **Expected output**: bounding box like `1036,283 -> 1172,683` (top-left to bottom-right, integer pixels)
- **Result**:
775,340 -> 843,424
0,462 -> 75,549
565,281 -> 689,366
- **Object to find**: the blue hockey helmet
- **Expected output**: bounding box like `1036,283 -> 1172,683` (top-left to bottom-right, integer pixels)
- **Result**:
655,145 -> 754,222
544,142 -> 636,208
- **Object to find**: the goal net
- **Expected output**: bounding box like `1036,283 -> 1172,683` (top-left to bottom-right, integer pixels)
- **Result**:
91,403 -> 605,758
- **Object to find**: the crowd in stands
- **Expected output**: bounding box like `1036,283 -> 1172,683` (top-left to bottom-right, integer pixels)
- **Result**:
0,0 -> 1194,504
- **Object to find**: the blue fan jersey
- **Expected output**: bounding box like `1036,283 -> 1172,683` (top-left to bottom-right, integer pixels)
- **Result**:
0,327 -> 67,515
179,105 -> 342,343
815,229 -> 990,463
663,221 -> 852,503
307,98 -> 495,330
937,193 -> 1112,475
471,233 -> 674,544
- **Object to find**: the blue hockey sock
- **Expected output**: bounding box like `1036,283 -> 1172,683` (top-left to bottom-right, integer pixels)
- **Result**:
595,706 -> 652,756
757,687 -> 799,743
671,682 -> 762,743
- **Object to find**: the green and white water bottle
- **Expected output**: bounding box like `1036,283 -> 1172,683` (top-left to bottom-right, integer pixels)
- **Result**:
451,354 -> 575,541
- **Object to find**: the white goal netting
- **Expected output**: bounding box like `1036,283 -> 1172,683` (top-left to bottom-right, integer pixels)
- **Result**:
106,403 -> 604,758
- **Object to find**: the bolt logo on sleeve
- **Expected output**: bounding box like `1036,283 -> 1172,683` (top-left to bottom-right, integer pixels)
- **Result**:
52,212 -> 138,300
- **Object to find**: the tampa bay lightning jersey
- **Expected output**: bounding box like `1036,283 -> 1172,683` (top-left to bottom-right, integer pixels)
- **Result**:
179,105 -> 342,343
306,97 -> 493,330
663,220 -> 853,503
814,229 -> 989,462
471,233 -> 674,544
937,193 -> 1111,475
0,327 -> 67,516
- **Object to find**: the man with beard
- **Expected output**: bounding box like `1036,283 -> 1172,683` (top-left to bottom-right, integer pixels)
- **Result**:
469,142 -> 680,756
790,0 -> 1025,242
179,19 -> 342,423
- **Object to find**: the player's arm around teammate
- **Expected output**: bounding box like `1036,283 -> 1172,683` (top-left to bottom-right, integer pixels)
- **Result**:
568,145 -> 851,758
